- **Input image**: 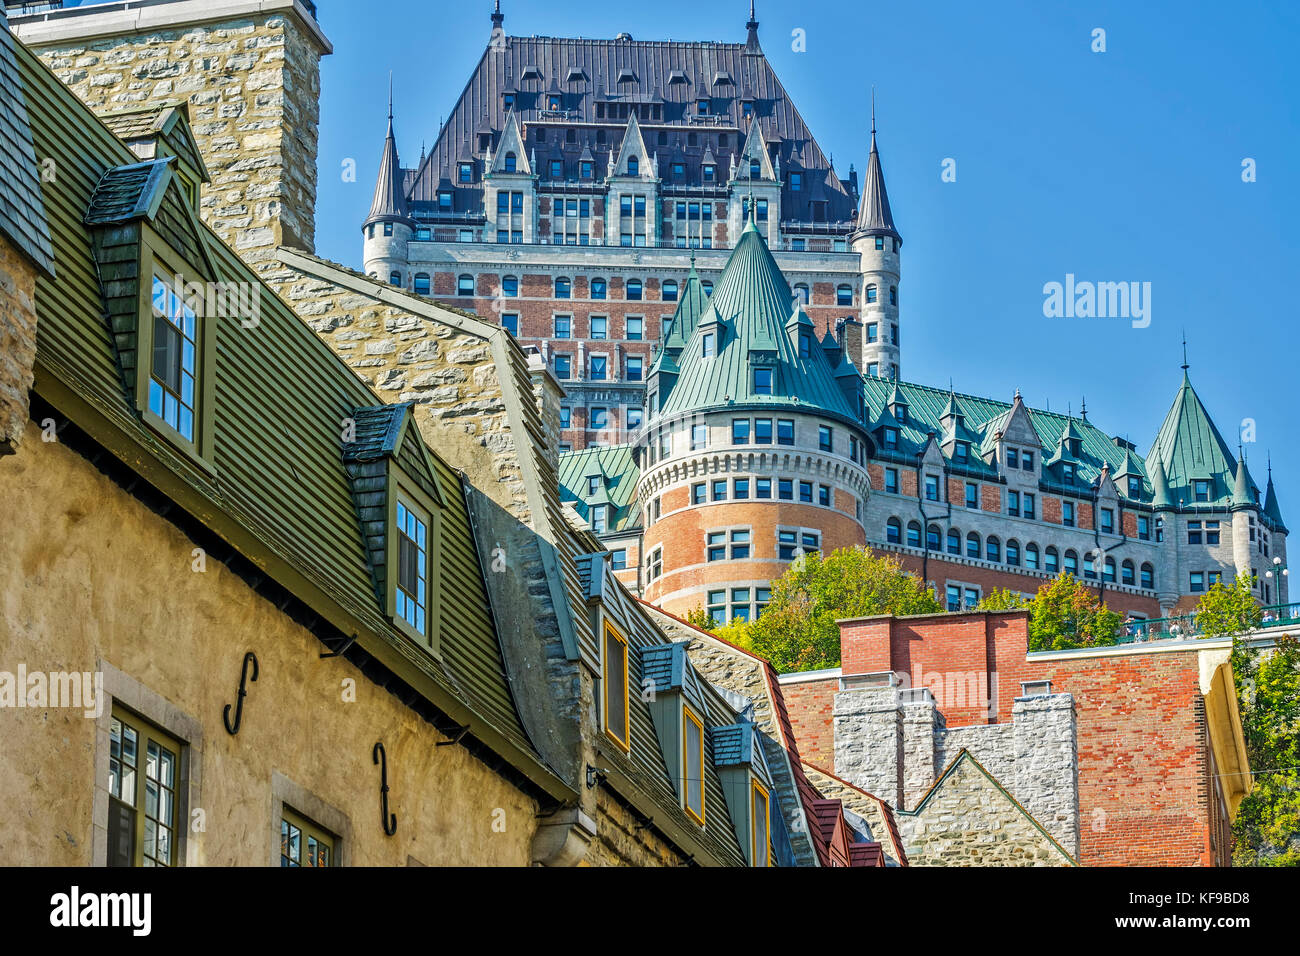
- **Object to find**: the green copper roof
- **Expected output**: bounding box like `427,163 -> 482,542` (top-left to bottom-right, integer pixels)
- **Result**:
558,444 -> 641,533
1231,456 -> 1258,510
661,262 -> 709,354
654,221 -> 862,425
1146,372 -> 1238,508
1265,471 -> 1286,530
1149,457 -> 1175,509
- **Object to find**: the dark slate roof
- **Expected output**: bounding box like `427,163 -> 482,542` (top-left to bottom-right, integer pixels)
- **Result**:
1146,372 -> 1240,509
366,113 -> 411,226
711,723 -> 747,766
853,129 -> 899,242
341,403 -> 412,461
84,158 -> 174,225
0,5 -> 54,276
655,219 -> 863,425
401,23 -> 855,224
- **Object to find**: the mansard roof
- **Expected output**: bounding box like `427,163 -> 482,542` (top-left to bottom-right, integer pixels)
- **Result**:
401,27 -> 856,222
656,220 -> 862,425
1146,371 -> 1239,509
557,444 -> 640,532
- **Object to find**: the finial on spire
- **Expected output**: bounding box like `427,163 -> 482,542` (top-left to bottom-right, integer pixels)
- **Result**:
387,71 -> 393,122
745,1 -> 761,51
1181,331 -> 1189,371
871,85 -> 876,137
1081,395 -> 1087,421
491,0 -> 504,28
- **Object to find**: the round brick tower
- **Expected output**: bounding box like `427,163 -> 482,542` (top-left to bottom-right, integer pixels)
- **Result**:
637,219 -> 872,622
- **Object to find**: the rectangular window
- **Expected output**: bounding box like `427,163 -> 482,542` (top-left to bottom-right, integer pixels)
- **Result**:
799,481 -> 813,503
149,275 -> 198,443
590,316 -> 607,339
1138,515 -> 1151,540
734,478 -> 750,500
1194,479 -> 1211,502
692,482 -> 706,505
590,355 -> 607,380
626,356 -> 644,382
683,706 -> 706,824
395,500 -> 428,635
1190,571 -> 1205,593
730,588 -> 751,622
1008,490 -> 1020,517
559,406 -> 571,429
754,367 -> 773,395
590,407 -> 609,430
603,624 -> 629,749
730,529 -> 751,559
818,485 -> 831,507
1188,521 -> 1202,545
1024,493 -> 1036,519
611,549 -> 627,571
708,590 -> 727,625
691,424 -> 708,450
819,426 -> 833,452
501,313 -> 518,336
778,530 -> 799,561
886,469 -> 900,495
702,332 -> 716,357
756,478 -> 772,499
954,443 -> 969,464
1062,501 -> 1075,528
751,781 -> 770,867
778,479 -> 793,500
1006,448 -> 1019,470
1101,509 -> 1114,534
591,505 -> 607,533
777,420 -> 795,446
280,807 -> 334,867
733,419 -> 751,444
108,707 -> 181,867
947,584 -> 962,612
1206,520 -> 1221,545
554,355 -> 571,379
707,531 -> 727,561
882,427 -> 898,449
965,482 -> 977,509
925,475 -> 940,502
755,419 -> 773,444
1023,451 -> 1035,472
554,315 -> 571,339
626,317 -> 643,340
801,531 -> 821,553
965,587 -> 980,609
866,322 -> 878,344
712,479 -> 728,501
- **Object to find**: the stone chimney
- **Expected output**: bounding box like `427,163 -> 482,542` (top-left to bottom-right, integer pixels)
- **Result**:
11,0 -> 331,270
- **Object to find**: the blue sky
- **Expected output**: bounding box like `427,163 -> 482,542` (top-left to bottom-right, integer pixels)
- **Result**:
308,0 -> 1297,511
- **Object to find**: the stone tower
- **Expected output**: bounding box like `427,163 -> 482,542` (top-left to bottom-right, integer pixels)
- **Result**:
362,96 -> 415,287
638,216 -> 872,621
10,0 -> 331,270
849,107 -> 902,380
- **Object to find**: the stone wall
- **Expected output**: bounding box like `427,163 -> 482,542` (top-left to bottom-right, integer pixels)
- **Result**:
20,1 -> 327,268
894,754 -> 1073,867
0,422 -> 540,865
0,236 -> 37,456
587,789 -> 689,867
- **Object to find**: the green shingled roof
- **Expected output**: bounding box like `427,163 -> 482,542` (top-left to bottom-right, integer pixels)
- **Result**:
0,6 -> 54,277
558,444 -> 641,532
863,378 -> 1144,494
660,262 -> 709,354
654,220 -> 862,426
1146,372 -> 1238,508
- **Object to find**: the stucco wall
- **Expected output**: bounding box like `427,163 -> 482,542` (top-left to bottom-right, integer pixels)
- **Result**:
0,423 -> 539,865
0,236 -> 37,455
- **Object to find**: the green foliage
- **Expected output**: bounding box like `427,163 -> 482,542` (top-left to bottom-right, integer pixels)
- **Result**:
747,547 -> 941,672
1231,634 -> 1300,866
1025,573 -> 1123,651
1196,572 -> 1262,639
682,606 -> 756,650
977,587 -> 1031,611
683,606 -> 716,632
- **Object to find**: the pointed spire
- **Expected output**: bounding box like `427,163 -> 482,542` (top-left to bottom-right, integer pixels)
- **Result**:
854,95 -> 901,242
745,1 -> 761,53
1231,452 -> 1257,510
1149,457 -> 1175,510
366,91 -> 410,227
491,0 -> 504,28
1264,455 -> 1286,529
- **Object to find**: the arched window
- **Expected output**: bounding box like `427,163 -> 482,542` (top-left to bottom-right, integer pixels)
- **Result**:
1140,563 -> 1154,589
926,524 -> 942,551
591,278 -> 607,300
906,521 -> 922,548
966,532 -> 981,559
504,152 -> 516,173
890,286 -> 897,306
1025,543 -> 1040,570
555,276 -> 571,299
886,517 -> 902,544
1084,551 -> 1098,579
836,284 -> 853,306
663,280 -> 678,302
389,271 -> 402,287
1006,539 -> 1020,566
413,273 -> 431,296
501,275 -> 518,297
1122,559 -> 1136,586
947,528 -> 961,555
1103,557 -> 1117,583
627,156 -> 639,176
1064,550 -> 1078,576
627,279 -> 643,301
793,284 -> 810,305
865,283 -> 878,304
457,274 -> 475,296
986,536 -> 1001,562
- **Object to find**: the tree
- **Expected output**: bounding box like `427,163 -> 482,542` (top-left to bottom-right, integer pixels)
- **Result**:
683,606 -> 716,632
1025,573 -> 1123,651
1231,633 -> 1300,866
1196,572 -> 1262,639
977,588 -> 1030,611
746,547 -> 941,672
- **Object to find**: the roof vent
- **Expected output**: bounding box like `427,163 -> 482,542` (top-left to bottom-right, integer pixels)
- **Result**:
1020,679 -> 1053,698
616,32 -> 633,41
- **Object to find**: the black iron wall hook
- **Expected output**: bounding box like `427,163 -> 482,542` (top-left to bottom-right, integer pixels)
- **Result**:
222,651 -> 259,736
373,741 -> 397,835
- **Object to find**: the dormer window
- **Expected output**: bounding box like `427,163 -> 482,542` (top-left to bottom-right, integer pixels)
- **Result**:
1194,479 -> 1211,502
147,273 -> 199,445
750,159 -> 761,179
753,367 -> 773,395
682,705 -> 706,824
703,164 -> 715,182
503,152 -> 517,173
702,332 -> 716,357
1128,476 -> 1143,498
883,427 -> 899,450
458,162 -> 473,183
627,156 -> 639,176
438,190 -> 452,210
696,99 -> 710,115
1062,463 -> 1075,485
790,172 -> 803,191
394,500 -> 429,634
548,95 -> 561,110
602,622 -> 630,750
503,92 -> 515,110
954,442 -> 969,464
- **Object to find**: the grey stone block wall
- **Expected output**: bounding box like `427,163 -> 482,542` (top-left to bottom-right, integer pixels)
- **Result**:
833,687 -> 903,808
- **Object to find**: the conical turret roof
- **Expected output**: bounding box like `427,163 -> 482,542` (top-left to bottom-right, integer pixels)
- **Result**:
366,113 -> 411,226
1231,455 -> 1258,509
1264,469 -> 1286,530
854,129 -> 900,241
656,220 -> 858,424
1146,371 -> 1238,508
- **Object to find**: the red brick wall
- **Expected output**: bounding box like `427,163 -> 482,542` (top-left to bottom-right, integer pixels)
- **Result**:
781,677 -> 837,768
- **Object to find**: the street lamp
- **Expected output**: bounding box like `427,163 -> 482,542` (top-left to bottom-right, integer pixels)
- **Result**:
1264,556 -> 1288,607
